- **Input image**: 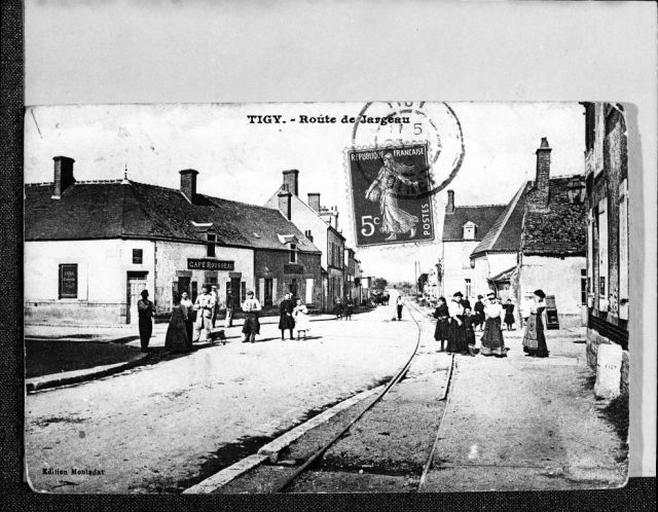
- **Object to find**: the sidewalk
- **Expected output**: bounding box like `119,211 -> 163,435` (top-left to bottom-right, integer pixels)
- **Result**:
420,325 -> 627,492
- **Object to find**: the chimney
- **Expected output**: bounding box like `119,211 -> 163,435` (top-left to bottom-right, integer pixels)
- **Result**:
282,169 -> 299,196
446,189 -> 455,214
179,169 -> 199,203
278,191 -> 292,220
51,156 -> 75,199
307,193 -> 321,212
529,137 -> 551,211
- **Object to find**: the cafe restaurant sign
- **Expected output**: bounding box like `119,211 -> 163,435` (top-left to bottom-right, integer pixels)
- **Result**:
187,258 -> 235,271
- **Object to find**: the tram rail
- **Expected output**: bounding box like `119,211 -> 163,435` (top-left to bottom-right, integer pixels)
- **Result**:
269,296 -> 455,493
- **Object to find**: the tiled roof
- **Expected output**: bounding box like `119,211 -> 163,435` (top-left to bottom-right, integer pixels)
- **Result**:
522,177 -> 587,256
441,205 -> 506,242
471,183 -> 529,256
470,176 -> 586,258
24,180 -> 321,253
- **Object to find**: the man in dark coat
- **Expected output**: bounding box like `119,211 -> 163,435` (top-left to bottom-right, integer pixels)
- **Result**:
278,292 -> 296,340
474,295 -> 485,332
137,290 -> 154,352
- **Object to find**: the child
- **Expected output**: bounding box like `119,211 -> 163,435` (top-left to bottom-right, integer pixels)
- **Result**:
503,298 -> 516,331
293,298 -> 311,340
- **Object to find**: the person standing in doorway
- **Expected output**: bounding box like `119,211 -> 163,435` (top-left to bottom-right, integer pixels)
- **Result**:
396,295 -> 404,321
193,285 -> 215,342
224,291 -> 235,328
278,292 -> 296,340
522,289 -> 549,358
180,291 -> 194,347
137,290 -> 154,352
241,291 -> 262,343
481,291 -> 506,357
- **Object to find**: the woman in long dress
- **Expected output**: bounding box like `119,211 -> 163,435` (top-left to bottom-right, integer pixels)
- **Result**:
446,292 -> 467,353
180,291 -> 194,347
481,291 -> 506,357
241,291 -> 262,343
365,153 -> 419,241
433,296 -> 450,352
522,289 -> 549,358
293,299 -> 311,340
165,293 -> 193,353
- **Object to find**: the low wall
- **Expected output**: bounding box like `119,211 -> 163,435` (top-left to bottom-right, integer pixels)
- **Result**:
25,301 -> 125,326
586,327 -> 629,396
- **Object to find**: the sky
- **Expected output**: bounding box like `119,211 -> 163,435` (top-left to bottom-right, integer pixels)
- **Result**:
25,102 -> 585,281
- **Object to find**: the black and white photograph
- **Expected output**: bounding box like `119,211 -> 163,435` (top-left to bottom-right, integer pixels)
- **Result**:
23,101 -> 632,494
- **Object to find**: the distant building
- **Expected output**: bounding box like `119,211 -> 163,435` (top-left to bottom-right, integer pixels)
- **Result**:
582,102 -> 629,395
265,170 -> 349,312
440,190 -> 505,302
25,157 -> 322,325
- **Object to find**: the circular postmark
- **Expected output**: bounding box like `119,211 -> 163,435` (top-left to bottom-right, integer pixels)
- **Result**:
351,101 -> 465,200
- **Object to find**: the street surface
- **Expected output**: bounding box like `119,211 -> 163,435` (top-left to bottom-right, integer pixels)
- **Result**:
25,302 -> 415,493
25,297 -> 627,494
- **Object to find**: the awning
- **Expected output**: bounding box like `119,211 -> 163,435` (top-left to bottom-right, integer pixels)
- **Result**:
488,266 -> 516,283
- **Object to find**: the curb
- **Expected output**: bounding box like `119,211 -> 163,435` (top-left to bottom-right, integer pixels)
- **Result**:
26,353 -> 149,392
182,383 -> 386,494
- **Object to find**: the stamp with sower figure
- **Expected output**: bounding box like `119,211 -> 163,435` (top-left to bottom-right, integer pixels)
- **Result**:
347,143 -> 435,247
347,102 -> 465,247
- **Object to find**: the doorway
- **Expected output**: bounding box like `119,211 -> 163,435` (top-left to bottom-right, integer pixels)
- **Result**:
127,271 -> 148,324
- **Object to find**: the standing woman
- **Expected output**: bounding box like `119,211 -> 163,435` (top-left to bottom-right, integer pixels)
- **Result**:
180,291 -> 194,348
481,291 -> 506,357
433,296 -> 450,352
165,292 -> 193,353
137,290 -> 154,353
522,289 -> 549,358
241,291 -> 262,343
446,292 -> 466,353
278,292 -> 296,340
503,299 -> 516,331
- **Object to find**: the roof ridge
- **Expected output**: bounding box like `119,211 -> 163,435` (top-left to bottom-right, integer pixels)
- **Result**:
486,183 -> 527,252
453,203 -> 507,209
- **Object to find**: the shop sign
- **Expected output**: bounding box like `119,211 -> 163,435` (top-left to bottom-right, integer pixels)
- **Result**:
284,263 -> 304,274
187,258 -> 234,271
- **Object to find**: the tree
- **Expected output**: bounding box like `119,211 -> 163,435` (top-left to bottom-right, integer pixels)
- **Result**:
372,277 -> 388,291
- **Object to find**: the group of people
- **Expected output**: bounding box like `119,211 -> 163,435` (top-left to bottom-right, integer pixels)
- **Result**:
432,289 -> 549,358
333,297 -> 355,320
278,293 -> 312,340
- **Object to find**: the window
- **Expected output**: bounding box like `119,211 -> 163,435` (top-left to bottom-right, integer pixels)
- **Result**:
58,264 -> 78,299
462,222 -> 476,240
597,198 -> 608,311
207,233 -> 216,257
619,179 -> 629,320
289,278 -> 298,297
132,249 -> 143,264
464,278 -> 472,299
289,243 -> 297,263
580,269 -> 587,305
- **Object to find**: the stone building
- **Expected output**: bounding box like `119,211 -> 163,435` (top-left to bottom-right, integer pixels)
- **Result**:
25,157 -> 322,325
582,102 -> 630,395
440,190 -> 505,302
265,170 -> 347,312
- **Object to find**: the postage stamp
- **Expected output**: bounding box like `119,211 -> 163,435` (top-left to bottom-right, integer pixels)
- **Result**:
351,101 -> 465,198
347,143 -> 435,247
